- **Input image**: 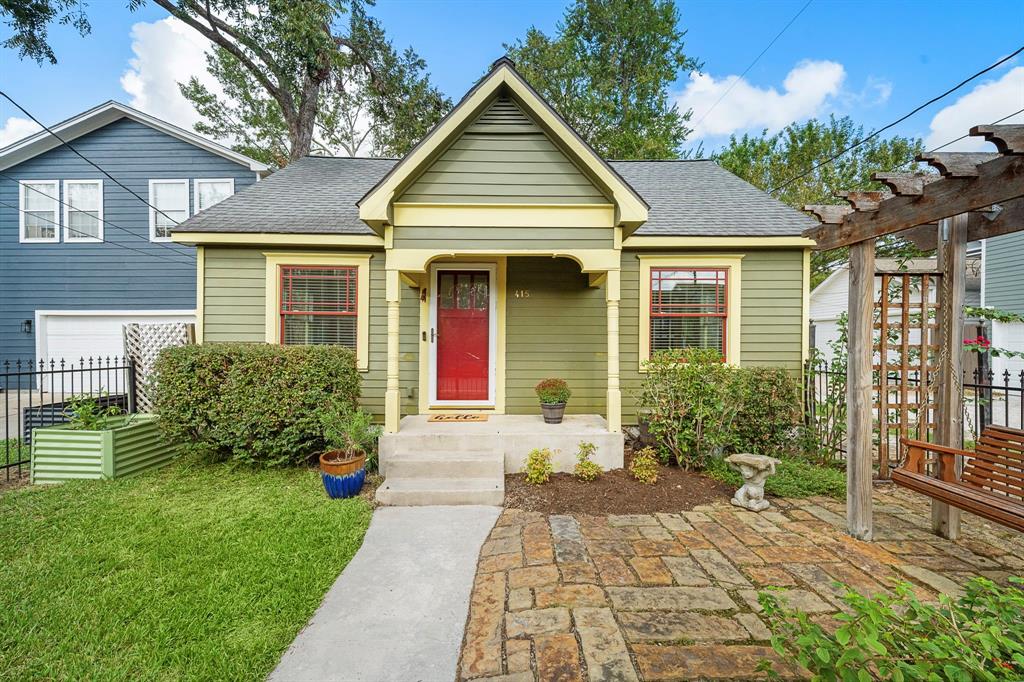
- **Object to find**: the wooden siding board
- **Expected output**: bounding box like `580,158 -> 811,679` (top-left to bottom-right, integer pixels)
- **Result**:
398,96 -> 608,205
393,226 -> 613,250
0,117 -> 258,365
985,232 -> 1024,315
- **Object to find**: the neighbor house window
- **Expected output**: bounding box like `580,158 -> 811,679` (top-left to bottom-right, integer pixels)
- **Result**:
638,255 -> 743,368
149,179 -> 189,242
19,180 -> 59,243
650,268 -> 727,355
63,180 -> 103,242
194,178 -> 234,212
279,266 -> 359,348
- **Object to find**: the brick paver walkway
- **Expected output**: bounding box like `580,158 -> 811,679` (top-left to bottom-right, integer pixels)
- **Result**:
457,487 -> 1024,681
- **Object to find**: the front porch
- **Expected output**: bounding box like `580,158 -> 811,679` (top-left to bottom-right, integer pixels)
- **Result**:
377,414 -> 625,506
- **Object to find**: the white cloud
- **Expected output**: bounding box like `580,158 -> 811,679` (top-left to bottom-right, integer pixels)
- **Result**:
120,16 -> 220,131
924,66 -> 1024,152
677,60 -> 846,139
0,116 -> 42,148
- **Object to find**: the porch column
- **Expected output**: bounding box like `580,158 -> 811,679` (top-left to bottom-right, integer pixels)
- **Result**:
606,269 -> 622,433
385,268 -> 401,433
846,238 -> 875,541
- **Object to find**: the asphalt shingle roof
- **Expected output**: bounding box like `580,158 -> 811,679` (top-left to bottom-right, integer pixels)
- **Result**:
173,156 -> 816,237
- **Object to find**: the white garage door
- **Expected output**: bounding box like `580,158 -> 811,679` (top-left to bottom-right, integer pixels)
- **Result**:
36,310 -> 196,363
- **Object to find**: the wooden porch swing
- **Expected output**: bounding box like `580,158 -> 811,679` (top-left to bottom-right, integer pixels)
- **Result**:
803,124 -> 1024,540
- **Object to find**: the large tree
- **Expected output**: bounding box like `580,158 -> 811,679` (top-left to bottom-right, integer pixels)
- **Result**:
160,0 -> 450,165
505,0 -> 701,160
714,115 -> 927,286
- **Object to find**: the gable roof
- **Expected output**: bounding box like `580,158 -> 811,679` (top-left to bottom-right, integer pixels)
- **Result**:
173,156 -> 812,237
0,101 -> 268,172
357,57 -> 648,232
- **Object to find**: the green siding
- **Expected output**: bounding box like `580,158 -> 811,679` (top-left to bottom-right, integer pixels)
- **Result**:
393,226 -> 612,250
505,258 -> 606,414
200,247 -> 419,420
398,95 -> 608,205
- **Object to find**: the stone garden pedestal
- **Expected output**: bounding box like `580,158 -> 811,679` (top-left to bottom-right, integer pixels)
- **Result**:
725,453 -> 781,512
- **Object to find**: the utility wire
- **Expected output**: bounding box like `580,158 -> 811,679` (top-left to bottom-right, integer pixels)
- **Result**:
0,89 -> 193,256
924,106 -> 1024,153
768,45 -> 1024,195
690,0 -> 813,132
3,172 -> 193,260
0,199 -> 194,265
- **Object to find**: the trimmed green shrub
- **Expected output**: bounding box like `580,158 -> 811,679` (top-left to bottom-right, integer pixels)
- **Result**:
524,448 -> 554,484
629,447 -> 659,484
759,577 -> 1024,681
705,456 -> 846,499
573,442 -> 601,482
153,343 -> 361,467
734,366 -> 802,458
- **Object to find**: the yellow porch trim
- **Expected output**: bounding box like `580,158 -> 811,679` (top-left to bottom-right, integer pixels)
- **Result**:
359,60 -> 647,231
802,248 -> 812,363
623,235 -> 815,249
606,269 -> 622,433
416,257 -> 507,415
637,254 -> 744,371
387,248 -> 620,274
392,203 -> 615,228
174,231 -> 384,247
195,245 -> 205,343
262,252 -> 372,371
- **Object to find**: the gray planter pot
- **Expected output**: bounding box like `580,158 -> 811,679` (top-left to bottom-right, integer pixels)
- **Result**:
540,402 -> 566,424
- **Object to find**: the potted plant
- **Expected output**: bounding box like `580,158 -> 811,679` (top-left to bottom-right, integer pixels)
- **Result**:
319,404 -> 381,499
535,378 -> 571,424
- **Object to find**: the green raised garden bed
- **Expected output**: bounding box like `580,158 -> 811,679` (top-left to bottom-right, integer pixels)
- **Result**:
30,414 -> 175,484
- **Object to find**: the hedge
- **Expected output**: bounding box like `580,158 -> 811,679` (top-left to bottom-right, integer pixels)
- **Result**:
153,343 -> 361,467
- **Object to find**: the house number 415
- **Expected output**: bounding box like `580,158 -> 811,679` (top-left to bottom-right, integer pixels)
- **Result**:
514,289 -> 531,299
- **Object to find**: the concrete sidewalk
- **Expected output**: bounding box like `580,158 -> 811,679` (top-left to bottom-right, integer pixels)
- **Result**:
270,505 -> 500,682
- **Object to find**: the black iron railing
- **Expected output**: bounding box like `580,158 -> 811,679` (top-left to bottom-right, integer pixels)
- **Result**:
1,357 -> 136,480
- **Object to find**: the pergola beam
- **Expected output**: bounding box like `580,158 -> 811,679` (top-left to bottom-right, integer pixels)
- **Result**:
805,152 -> 1024,250
896,197 -> 1024,250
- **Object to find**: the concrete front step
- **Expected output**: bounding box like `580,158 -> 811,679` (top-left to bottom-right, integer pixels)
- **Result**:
374,476 -> 504,506
383,451 -> 504,479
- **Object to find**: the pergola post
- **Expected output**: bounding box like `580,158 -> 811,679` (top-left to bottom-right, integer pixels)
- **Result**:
847,238 -> 876,540
932,214 -> 968,539
384,268 -> 402,434
605,269 -> 622,433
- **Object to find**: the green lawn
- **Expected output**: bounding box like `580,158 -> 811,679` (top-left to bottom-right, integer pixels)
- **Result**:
0,458 -> 372,681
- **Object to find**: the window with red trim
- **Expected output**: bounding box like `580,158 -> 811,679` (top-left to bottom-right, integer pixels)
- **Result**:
650,268 -> 727,356
280,266 -> 358,347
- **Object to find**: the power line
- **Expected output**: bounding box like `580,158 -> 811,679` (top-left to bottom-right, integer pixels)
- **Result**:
925,107 -> 1024,153
0,89 -> 193,257
768,45 -> 1024,195
3,172 -> 194,260
690,0 -> 813,132
0,199 -> 194,265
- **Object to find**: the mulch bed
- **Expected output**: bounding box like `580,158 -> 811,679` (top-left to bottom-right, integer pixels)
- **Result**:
504,451 -> 735,514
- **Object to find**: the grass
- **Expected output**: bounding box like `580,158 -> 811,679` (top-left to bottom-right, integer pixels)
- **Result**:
0,457 -> 372,681
705,456 -> 847,499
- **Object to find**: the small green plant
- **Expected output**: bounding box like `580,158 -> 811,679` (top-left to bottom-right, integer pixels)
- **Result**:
321,403 -> 382,460
535,378 -> 571,405
758,577 -> 1024,681
705,456 -> 845,499
63,395 -> 126,431
524,448 -> 554,484
629,446 -> 659,484
573,441 -> 602,481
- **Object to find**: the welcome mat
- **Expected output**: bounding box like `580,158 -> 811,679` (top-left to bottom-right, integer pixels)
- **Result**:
427,414 -> 489,423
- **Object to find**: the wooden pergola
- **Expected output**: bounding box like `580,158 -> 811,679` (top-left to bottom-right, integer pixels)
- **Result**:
802,124 -> 1024,541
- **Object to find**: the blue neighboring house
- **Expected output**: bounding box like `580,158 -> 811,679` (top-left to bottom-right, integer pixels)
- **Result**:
982,233 -> 1024,381
0,101 -> 267,367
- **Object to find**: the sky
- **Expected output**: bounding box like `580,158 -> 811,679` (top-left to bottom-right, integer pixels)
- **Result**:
1,0 -> 1022,156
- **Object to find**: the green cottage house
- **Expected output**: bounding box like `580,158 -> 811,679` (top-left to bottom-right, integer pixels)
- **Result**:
172,57 -> 816,504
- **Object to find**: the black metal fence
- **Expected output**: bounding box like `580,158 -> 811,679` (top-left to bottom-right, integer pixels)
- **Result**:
804,358 -> 1024,463
2,357 -> 136,481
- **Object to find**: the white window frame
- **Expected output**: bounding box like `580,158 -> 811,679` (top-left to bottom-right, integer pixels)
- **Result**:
18,179 -> 60,243
148,179 -> 190,243
63,179 -> 104,243
193,178 -> 235,212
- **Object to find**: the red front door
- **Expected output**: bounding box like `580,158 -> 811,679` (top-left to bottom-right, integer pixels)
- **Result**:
436,270 -> 490,401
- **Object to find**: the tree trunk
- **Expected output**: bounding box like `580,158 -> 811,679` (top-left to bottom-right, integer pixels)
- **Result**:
287,72 -> 328,163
